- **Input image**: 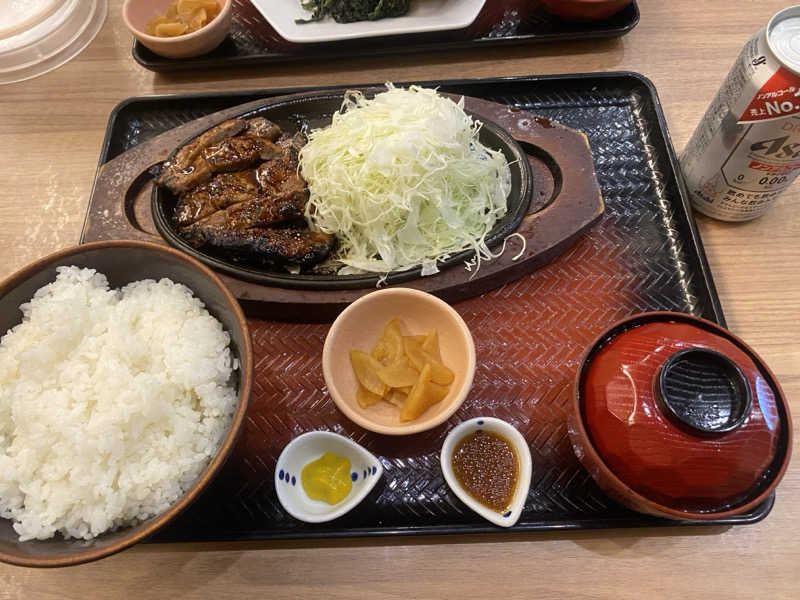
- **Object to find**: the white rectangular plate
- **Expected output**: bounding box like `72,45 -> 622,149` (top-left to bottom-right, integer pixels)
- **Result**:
249,0 -> 486,44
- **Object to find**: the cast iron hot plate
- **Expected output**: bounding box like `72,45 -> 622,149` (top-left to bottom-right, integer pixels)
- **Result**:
150,91 -> 533,290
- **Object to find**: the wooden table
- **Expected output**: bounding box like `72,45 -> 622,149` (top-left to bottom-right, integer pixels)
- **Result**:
1,1 -> 798,597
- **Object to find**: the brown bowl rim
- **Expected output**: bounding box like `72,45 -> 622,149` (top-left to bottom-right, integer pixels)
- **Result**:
571,310 -> 793,520
0,240 -> 253,567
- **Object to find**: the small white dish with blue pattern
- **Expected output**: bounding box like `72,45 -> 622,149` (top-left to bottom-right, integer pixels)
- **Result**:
275,431 -> 383,523
440,417 -> 532,527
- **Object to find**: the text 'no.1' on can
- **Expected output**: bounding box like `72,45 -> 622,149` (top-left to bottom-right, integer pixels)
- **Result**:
680,6 -> 800,221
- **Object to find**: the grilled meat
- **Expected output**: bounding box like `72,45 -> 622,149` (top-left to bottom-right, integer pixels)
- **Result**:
174,170 -> 260,227
191,228 -> 336,268
181,191 -> 307,244
158,118 -> 285,194
160,157 -> 214,196
247,117 -> 282,140
157,119 -> 248,194
202,135 -> 283,172
161,118 -> 335,270
276,132 -> 306,155
256,150 -> 306,198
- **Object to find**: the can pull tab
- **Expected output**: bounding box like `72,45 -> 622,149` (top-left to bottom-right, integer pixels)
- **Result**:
655,348 -> 752,434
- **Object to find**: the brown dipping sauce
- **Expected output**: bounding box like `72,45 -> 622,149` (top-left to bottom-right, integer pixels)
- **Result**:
451,430 -> 519,513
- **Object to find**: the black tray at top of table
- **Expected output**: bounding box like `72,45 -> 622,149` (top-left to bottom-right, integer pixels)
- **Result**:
89,73 -> 773,543
132,0 -> 639,72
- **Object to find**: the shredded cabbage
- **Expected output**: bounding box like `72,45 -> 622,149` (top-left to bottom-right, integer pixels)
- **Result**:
299,84 -> 512,276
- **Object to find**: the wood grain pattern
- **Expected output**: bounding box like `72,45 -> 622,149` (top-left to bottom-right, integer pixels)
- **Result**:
0,0 -> 798,598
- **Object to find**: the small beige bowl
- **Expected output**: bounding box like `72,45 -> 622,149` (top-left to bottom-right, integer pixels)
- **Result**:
322,288 -> 476,435
122,0 -> 232,59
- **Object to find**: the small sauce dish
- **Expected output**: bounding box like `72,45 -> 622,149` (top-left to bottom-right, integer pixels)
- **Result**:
275,431 -> 383,523
122,0 -> 232,59
441,417 -> 532,527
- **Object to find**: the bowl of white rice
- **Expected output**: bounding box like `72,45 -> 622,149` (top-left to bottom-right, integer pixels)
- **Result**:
0,240 -> 252,567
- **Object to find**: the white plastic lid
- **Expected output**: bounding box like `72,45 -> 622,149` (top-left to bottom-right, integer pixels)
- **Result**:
0,0 -> 61,39
0,0 -> 107,85
768,5 -> 800,75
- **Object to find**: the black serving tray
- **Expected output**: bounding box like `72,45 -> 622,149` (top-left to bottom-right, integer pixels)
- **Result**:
88,73 -> 773,543
132,0 -> 639,72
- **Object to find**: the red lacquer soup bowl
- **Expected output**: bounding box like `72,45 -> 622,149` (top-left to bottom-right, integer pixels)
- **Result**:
569,312 -> 792,520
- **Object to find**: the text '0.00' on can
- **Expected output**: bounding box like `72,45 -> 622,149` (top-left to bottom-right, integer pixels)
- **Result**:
680,6 -> 800,221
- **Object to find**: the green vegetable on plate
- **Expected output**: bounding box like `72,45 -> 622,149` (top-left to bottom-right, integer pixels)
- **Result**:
296,0 -> 411,24
299,84 -> 512,278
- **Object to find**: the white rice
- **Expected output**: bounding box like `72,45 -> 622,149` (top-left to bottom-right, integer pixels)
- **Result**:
0,266 -> 239,541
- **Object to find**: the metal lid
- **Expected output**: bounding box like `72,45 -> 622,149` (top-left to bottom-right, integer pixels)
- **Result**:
0,0 -> 106,85
768,5 -> 800,75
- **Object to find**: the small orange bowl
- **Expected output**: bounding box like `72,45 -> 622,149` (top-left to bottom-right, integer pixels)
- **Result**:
322,288 -> 476,436
122,0 -> 232,59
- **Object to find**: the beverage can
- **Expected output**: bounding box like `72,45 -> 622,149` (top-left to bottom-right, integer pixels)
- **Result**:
680,6 -> 800,221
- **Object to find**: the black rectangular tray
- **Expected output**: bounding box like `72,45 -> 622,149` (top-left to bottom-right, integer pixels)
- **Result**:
90,73 -> 773,542
133,0 -> 639,72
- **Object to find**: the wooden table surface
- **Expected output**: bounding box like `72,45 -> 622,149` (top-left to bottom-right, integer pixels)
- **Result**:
1,0 -> 798,597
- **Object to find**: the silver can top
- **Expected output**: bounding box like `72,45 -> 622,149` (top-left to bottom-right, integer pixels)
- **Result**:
768,6 -> 800,74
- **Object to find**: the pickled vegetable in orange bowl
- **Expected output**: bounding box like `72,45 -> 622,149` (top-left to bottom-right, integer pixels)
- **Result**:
322,288 -> 476,436
349,318 -> 455,422
147,0 -> 221,37
123,0 -> 233,59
